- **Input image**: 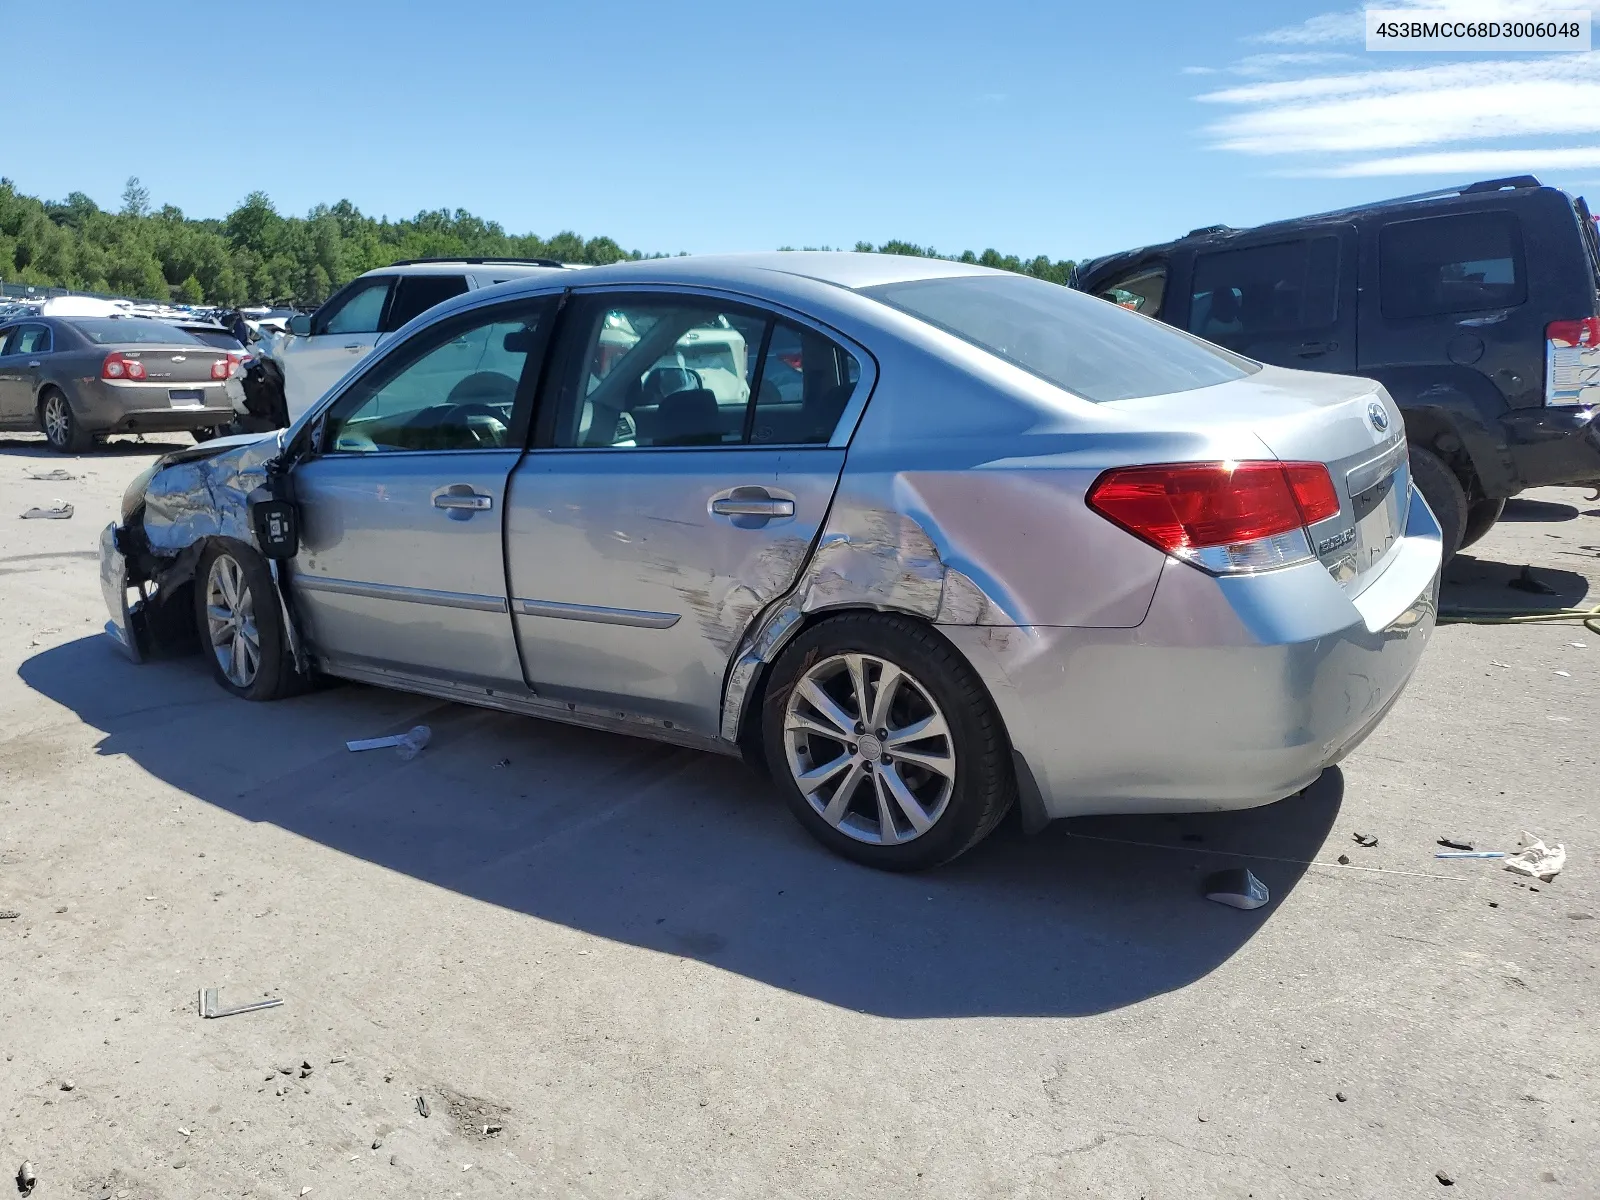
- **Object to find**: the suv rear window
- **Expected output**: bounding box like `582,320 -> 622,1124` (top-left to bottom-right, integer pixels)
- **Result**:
862,274 -> 1255,403
1379,211 -> 1526,318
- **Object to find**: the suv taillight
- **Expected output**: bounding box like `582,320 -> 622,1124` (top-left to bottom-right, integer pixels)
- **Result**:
1546,317 -> 1600,347
1087,461 -> 1340,573
102,352 -> 146,381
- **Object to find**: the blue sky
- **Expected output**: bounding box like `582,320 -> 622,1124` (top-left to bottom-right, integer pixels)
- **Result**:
9,1 -> 1599,261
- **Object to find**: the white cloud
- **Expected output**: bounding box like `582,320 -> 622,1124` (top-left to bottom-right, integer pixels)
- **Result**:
1193,9 -> 1600,178
1203,57 -> 1600,155
1297,146 -> 1600,175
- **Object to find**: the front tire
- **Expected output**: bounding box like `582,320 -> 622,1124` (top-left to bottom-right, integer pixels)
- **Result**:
1409,445 -> 1468,562
39,389 -> 94,453
194,541 -> 298,701
761,613 -> 1013,871
1459,497 -> 1505,551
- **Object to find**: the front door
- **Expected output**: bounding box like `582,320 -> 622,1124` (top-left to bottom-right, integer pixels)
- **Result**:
1184,225 -> 1359,372
505,291 -> 864,735
290,296 -> 556,687
278,275 -> 395,421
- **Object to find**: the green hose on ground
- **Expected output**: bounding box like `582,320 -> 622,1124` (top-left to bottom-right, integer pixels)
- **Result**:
1438,604 -> 1600,636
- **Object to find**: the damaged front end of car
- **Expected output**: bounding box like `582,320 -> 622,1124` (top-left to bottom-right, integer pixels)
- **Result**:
100,432 -> 287,663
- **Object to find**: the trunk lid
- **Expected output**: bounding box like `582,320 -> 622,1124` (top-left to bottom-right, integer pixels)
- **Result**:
1103,364 -> 1409,594
118,344 -> 232,386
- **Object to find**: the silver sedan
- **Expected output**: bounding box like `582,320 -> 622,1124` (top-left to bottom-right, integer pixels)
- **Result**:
99,253 -> 1440,870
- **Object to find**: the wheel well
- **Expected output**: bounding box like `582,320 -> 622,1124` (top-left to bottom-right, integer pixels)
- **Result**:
1401,411 -> 1484,503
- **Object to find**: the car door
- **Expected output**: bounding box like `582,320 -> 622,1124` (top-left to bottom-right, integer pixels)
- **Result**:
0,323 -> 51,424
1184,227 -> 1359,372
503,290 -> 866,736
289,295 -> 558,688
278,275 -> 395,421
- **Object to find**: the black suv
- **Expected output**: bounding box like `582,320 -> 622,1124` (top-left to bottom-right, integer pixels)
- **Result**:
1071,176 -> 1600,557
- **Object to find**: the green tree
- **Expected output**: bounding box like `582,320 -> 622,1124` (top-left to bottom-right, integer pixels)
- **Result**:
121,176 -> 151,218
177,274 -> 205,304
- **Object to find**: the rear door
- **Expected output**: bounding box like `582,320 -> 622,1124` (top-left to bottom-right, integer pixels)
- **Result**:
289,296 -> 557,687
503,290 -> 865,735
377,274 -> 471,342
278,275 -> 395,420
1186,227 -> 1358,372
0,324 -> 38,422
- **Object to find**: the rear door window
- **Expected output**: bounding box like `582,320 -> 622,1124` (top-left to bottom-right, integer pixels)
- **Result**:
384,275 -> 471,332
1094,263 -> 1167,316
1189,238 -> 1340,338
1378,211 -> 1527,318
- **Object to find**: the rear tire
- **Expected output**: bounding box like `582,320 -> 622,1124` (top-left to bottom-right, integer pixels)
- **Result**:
193,540 -> 298,701
761,613 -> 1013,871
38,389 -> 94,454
1409,445 -> 1467,562
1459,497 -> 1505,551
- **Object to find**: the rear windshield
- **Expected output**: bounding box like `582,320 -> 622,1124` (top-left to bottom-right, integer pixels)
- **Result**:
179,326 -> 245,350
861,274 -> 1256,402
70,318 -> 204,346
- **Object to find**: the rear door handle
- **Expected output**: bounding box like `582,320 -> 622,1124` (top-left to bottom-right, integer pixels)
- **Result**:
1296,340 -> 1336,357
28,360 -> 41,368
344,343 -> 364,352
712,497 -> 795,517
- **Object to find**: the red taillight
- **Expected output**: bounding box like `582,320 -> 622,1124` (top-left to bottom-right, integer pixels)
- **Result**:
1087,461 -> 1340,555
102,352 -> 145,381
1546,316 -> 1600,347
210,358 -> 230,380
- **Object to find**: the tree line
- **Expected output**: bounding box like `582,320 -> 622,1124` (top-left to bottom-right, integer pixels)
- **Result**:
0,176 -> 1075,308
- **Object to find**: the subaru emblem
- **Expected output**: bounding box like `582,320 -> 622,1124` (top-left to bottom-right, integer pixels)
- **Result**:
1368,401 -> 1389,433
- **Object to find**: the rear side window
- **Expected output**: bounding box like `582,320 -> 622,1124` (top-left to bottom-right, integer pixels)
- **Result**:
1189,237 -> 1340,338
1379,212 -> 1526,318
863,273 -> 1254,403
384,275 -> 471,332
13,324 -> 51,354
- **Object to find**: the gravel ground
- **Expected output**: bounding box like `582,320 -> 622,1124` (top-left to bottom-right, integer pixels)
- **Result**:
1,433 -> 1596,1199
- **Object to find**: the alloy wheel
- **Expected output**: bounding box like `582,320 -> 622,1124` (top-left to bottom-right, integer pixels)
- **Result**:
205,554 -> 261,688
782,652 -> 956,845
42,395 -> 70,447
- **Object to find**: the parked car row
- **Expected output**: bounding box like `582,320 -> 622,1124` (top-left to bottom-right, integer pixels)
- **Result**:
101,251 -> 1441,870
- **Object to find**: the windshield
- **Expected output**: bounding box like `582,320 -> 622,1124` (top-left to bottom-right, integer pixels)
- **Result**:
862,273 -> 1257,402
70,318 -> 205,346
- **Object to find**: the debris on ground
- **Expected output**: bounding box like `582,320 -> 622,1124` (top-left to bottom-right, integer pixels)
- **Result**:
1508,565 -> 1557,596
495,757 -> 511,768
1335,1092 -> 1348,1102
483,1123 -> 503,1136
19,501 -> 72,519
26,468 -> 77,481
1570,913 -> 1594,921
197,988 -> 284,1019
58,1080 -> 73,1092
0,910 -> 19,920
346,725 -> 431,760
1436,850 -> 1508,859
1436,1169 -> 1456,1186
16,1161 -> 36,1196
1437,838 -> 1475,851
1352,832 -> 1379,848
416,1096 -> 430,1118
1202,868 -> 1270,910
1504,837 -> 1566,883
1337,854 -> 1351,865
1554,669 -> 1572,678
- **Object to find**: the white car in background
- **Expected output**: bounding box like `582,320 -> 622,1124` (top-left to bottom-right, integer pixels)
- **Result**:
266,258 -> 576,421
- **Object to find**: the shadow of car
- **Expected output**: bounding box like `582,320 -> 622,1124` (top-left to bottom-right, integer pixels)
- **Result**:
18,634 -> 1343,1020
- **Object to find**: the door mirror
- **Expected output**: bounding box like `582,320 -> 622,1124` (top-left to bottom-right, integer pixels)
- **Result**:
287,313 -> 313,337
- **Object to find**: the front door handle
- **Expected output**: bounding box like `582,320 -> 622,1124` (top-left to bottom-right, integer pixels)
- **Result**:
1297,340 -> 1336,357
344,343 -> 365,352
711,496 -> 795,517
28,360 -> 41,368
432,484 -> 493,518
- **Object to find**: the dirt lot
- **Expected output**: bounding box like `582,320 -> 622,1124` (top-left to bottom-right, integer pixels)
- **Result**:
1,434 -> 1597,1199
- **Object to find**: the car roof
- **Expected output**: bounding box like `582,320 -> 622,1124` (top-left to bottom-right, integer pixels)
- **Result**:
528,251 -> 1001,291
355,260 -> 572,280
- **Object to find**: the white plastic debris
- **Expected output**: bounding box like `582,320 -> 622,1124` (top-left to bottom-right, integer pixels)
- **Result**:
1504,834 -> 1566,883
26,468 -> 76,482
20,500 -> 73,519
1203,868 -> 1270,910
346,725 -> 431,760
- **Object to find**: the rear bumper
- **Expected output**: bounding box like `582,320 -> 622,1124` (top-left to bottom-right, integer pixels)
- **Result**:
944,486 -> 1441,820
1502,405 -> 1600,490
75,378 -> 234,434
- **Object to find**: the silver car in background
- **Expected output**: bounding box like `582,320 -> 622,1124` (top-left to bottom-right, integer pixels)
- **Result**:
100,253 -> 1440,870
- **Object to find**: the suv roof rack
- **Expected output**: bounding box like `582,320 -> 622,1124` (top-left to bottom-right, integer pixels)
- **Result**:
385,256 -> 567,268
1187,224 -> 1231,238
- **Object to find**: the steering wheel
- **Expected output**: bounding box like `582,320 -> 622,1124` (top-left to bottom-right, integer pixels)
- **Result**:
450,402 -> 509,448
